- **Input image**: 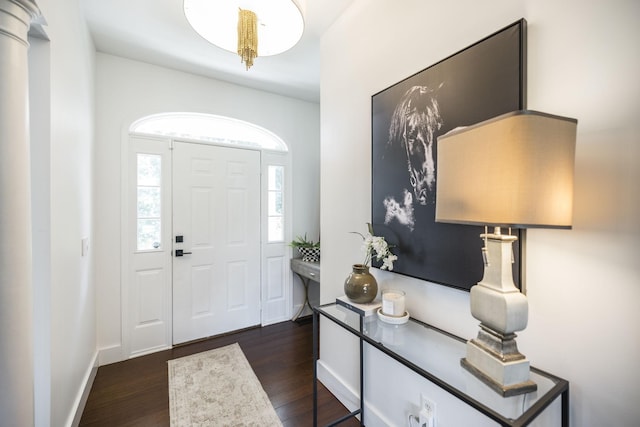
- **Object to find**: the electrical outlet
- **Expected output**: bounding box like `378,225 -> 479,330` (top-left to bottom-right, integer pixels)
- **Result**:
420,393 -> 436,427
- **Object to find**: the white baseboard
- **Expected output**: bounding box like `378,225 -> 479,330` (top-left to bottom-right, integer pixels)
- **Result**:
316,358 -> 392,427
98,343 -> 123,366
317,359 -> 359,412
262,314 -> 291,326
68,351 -> 99,427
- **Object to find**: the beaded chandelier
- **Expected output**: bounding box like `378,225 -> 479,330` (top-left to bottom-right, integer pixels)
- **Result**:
184,0 -> 304,70
237,9 -> 258,70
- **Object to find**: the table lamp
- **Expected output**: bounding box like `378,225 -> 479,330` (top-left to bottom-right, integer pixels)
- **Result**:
435,110 -> 577,396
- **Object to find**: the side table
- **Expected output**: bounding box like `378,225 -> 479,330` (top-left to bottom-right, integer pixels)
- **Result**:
313,302 -> 569,427
290,258 -> 320,320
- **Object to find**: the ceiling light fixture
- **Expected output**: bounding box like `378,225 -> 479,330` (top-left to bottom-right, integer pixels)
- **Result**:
184,0 -> 305,70
237,9 -> 258,70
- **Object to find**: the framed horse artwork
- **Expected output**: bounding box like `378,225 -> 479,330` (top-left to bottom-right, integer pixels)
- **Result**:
371,19 -> 526,291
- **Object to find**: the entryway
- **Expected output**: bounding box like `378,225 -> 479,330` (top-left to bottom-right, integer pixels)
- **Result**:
122,113 -> 291,358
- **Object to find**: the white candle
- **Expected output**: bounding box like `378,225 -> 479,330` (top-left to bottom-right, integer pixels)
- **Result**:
382,289 -> 406,317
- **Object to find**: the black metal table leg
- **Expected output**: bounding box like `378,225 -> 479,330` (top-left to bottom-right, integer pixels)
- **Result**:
359,315 -> 364,426
313,309 -> 319,427
561,386 -> 569,427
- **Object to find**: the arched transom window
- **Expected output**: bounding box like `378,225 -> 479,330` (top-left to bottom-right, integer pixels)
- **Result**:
130,112 -> 288,151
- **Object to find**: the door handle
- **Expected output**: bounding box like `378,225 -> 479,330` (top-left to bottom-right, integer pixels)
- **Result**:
175,249 -> 193,257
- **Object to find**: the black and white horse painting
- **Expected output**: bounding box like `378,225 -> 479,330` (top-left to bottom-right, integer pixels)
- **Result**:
371,20 -> 526,290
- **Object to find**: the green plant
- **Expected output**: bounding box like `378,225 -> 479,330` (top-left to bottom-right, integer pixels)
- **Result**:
289,233 -> 320,249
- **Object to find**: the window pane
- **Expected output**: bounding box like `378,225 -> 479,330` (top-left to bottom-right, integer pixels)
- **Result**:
267,164 -> 285,243
268,217 -> 284,242
137,219 -> 161,250
137,154 -> 161,186
137,153 -> 162,251
137,187 -> 161,218
275,167 -> 283,190
268,191 -> 283,216
275,166 -> 284,190
268,165 -> 283,191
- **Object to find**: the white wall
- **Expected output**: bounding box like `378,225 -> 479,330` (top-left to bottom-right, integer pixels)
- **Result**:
94,53 -> 320,362
320,1 -> 640,426
33,0 -> 97,426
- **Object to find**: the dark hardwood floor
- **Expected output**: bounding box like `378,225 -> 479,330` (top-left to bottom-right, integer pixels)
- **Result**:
79,318 -> 359,426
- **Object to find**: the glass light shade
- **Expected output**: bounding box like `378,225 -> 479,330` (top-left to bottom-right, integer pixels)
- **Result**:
183,0 -> 304,57
435,110 -> 577,229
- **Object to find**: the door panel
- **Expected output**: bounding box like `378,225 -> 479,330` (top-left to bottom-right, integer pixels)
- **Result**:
131,266 -> 167,350
126,137 -> 172,358
261,152 -> 290,324
172,142 -> 261,344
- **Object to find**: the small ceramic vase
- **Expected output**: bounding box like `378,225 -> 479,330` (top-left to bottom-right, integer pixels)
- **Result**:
344,263 -> 378,303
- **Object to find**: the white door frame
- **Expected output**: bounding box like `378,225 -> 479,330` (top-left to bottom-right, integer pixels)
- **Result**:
121,132 -> 292,359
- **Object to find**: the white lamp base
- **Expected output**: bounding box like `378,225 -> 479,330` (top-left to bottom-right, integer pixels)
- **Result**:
462,230 -> 537,396
462,325 -> 537,396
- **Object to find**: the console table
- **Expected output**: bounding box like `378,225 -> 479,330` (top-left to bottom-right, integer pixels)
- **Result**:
313,302 -> 569,427
290,258 -> 320,320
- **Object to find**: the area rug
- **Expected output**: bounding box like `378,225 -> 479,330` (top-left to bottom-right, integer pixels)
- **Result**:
168,343 -> 283,427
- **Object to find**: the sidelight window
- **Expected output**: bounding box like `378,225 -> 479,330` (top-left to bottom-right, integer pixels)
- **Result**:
267,165 -> 284,242
136,153 -> 162,251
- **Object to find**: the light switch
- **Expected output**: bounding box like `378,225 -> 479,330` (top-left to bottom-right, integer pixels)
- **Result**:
81,237 -> 89,256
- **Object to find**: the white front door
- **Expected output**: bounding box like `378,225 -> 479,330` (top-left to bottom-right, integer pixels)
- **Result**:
172,141 -> 261,344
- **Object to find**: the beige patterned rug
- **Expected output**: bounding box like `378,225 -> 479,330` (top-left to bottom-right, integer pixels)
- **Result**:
168,343 -> 283,426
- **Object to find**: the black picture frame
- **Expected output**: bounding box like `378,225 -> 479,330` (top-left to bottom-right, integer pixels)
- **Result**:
371,19 -> 527,291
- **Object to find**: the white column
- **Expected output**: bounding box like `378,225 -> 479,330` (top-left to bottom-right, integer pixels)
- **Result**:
0,0 -> 40,425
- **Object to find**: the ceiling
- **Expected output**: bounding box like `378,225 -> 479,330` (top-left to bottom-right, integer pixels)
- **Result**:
80,0 -> 354,103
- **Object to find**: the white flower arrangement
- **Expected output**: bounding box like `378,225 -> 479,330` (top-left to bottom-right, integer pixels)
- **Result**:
352,223 -> 398,271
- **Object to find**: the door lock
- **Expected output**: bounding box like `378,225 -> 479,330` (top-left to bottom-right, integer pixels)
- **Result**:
175,249 -> 192,257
